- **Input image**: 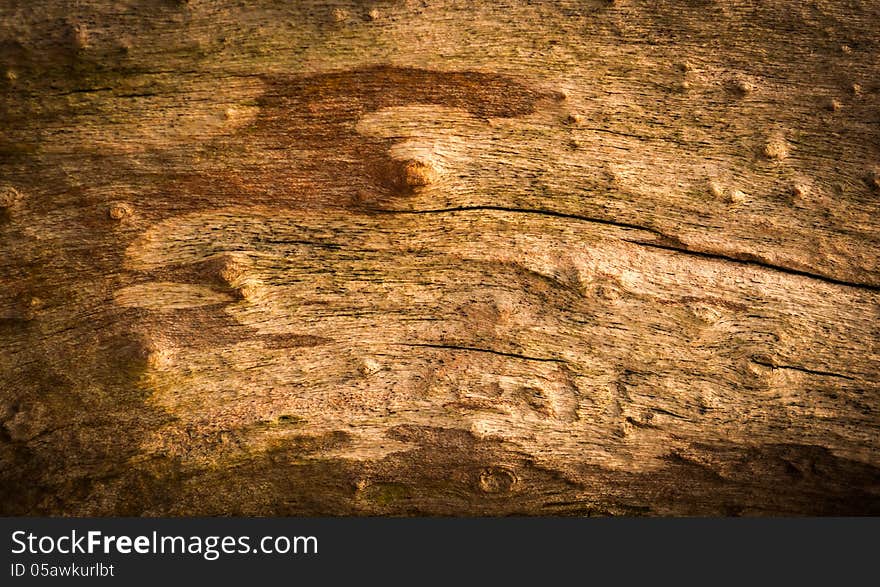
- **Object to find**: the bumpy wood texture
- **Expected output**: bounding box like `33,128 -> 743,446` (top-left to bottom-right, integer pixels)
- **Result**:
2,0 -> 879,515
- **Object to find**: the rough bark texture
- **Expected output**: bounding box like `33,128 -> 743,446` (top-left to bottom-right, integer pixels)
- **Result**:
1,0 -> 879,515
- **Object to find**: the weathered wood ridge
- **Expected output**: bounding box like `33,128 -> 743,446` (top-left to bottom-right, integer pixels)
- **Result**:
1,0 -> 879,515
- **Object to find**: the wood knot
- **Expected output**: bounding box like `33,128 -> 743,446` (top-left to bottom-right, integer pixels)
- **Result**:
403,160 -> 436,188
146,347 -> 173,370
588,273 -> 624,302
477,467 -> 518,494
196,253 -> 254,294
790,182 -> 809,200
108,203 -> 131,220
236,278 -> 264,302
726,189 -> 746,204
746,357 -> 776,383
867,168 -> 880,192
708,180 -> 744,204
731,78 -> 754,96
394,159 -> 437,192
826,98 -> 842,112
128,335 -> 174,372
0,186 -> 20,208
762,136 -> 789,161
358,358 -> 382,377
214,254 -> 248,288
516,386 -> 553,418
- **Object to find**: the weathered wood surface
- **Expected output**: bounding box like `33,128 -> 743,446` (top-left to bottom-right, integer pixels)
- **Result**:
1,0 -> 879,515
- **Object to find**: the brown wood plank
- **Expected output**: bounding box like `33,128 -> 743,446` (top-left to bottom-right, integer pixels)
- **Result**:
1,0 -> 878,515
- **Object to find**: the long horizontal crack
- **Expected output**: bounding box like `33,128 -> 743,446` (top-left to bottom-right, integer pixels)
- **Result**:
400,342 -> 566,364
261,238 -> 342,250
375,206 -> 877,292
624,239 -> 879,292
52,86 -> 113,96
751,359 -> 858,381
371,205 -> 665,238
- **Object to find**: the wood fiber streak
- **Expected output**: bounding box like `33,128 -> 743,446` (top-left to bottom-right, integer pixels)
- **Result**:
0,0 -> 879,515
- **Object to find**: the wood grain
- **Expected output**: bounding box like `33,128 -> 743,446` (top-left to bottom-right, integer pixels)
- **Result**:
1,0 -> 878,515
